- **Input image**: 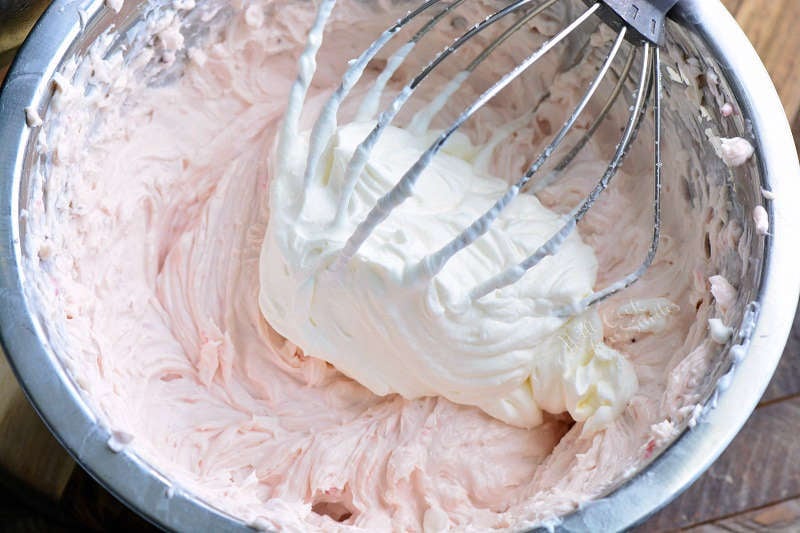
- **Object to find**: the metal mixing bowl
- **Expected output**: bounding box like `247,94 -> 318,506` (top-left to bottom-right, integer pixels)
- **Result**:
1,0 -> 798,531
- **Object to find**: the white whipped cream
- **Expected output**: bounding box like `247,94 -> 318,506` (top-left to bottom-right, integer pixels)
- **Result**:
259,120 -> 638,432
710,275 -> 736,314
707,134 -> 755,168
708,318 -> 733,343
753,205 -> 769,235
718,136 -> 755,167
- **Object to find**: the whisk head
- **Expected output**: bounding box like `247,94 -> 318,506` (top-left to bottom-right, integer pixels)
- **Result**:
284,0 -> 677,317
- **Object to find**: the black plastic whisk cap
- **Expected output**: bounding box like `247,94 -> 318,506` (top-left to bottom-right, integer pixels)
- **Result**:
595,0 -> 680,46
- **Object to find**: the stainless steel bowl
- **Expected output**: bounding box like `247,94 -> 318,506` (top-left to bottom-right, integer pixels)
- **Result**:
1,0 -> 798,531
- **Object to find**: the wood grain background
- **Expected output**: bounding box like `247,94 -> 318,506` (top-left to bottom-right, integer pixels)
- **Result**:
1,0 -> 799,531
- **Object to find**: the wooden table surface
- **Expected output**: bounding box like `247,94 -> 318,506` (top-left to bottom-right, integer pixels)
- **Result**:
1,1 -> 800,531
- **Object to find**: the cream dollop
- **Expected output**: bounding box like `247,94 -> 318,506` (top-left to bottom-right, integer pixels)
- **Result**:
718,136 -> 754,167
259,121 -> 638,432
708,318 -> 734,343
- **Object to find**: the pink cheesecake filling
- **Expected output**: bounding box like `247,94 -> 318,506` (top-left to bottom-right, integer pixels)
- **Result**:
21,0 -> 747,530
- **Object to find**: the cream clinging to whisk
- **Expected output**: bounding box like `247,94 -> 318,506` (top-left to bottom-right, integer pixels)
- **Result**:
259,0 -> 677,430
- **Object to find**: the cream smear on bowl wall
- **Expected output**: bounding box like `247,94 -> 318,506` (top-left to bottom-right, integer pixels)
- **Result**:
18,0 -> 765,530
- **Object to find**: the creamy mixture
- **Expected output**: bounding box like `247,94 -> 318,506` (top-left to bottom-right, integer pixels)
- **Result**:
22,0 -> 753,530
261,116 -> 639,431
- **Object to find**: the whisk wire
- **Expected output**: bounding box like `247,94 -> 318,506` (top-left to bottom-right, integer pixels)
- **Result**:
276,0 -> 337,180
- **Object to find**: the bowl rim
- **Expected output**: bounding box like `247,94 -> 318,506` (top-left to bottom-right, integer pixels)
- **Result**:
0,0 -> 798,531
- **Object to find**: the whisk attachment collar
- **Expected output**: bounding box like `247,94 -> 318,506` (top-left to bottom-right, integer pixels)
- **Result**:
596,0 -> 679,45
